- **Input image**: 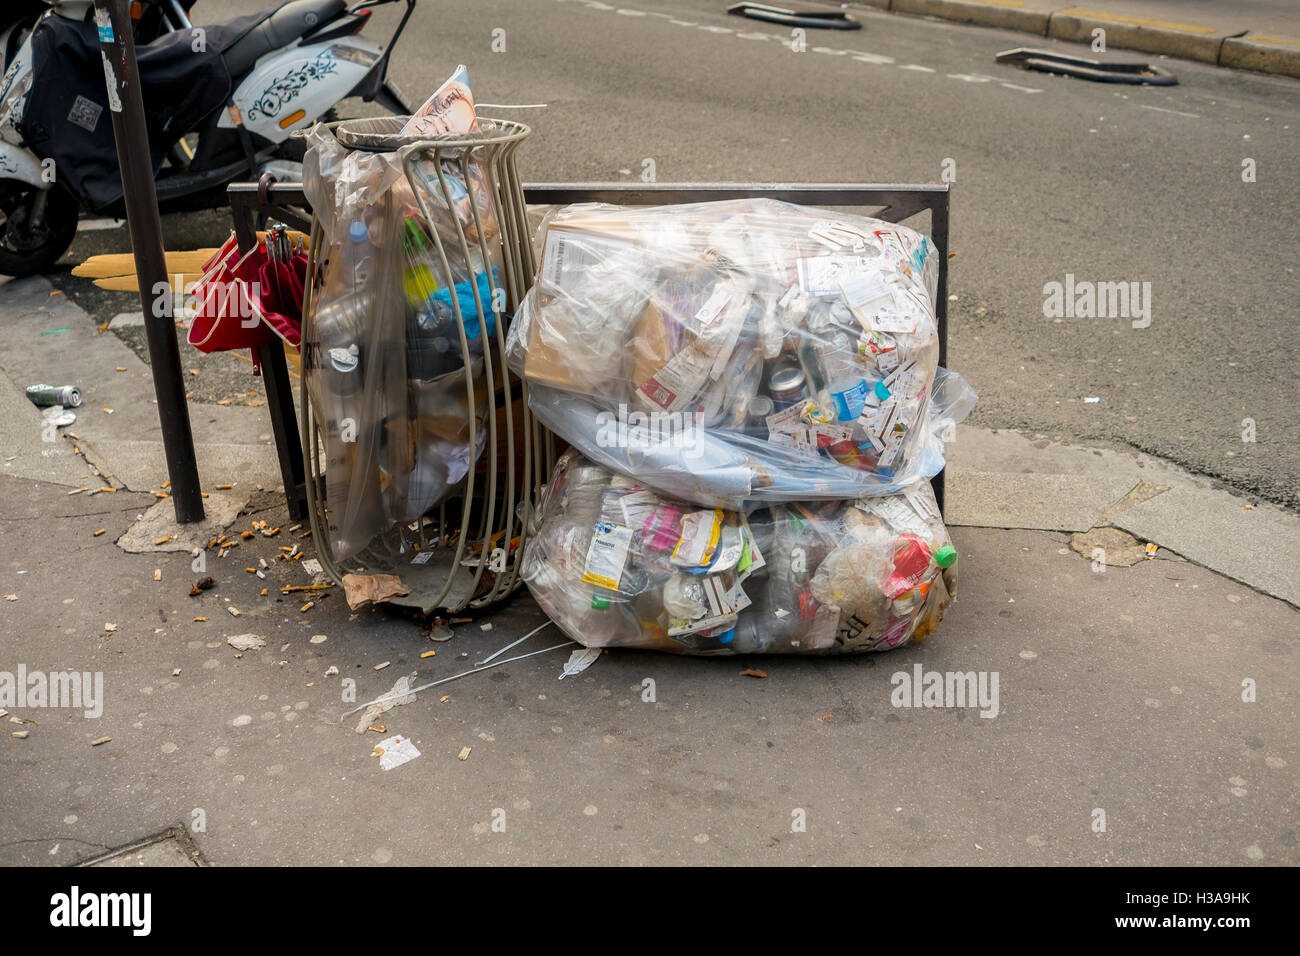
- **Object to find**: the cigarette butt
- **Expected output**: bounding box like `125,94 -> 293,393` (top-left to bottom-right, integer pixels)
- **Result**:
420,650 -> 436,659
259,588 -> 268,596
152,569 -> 161,582
217,483 -> 233,490
218,536 -> 228,544
367,724 -> 386,734
116,366 -> 126,372
241,531 -> 254,540
234,652 -> 243,659
11,731 -> 29,739
439,695 -> 450,703
457,746 -> 471,761
245,568 -> 256,574
97,486 -> 116,494
200,493 -> 208,499
93,528 -> 105,537
450,617 -> 472,624
91,736 -> 111,746
68,488 -> 86,496
300,602 -> 313,612
374,661 -> 390,671
228,607 -> 241,617
153,491 -> 168,499
300,529 -> 311,538
161,480 -> 170,489
194,617 -> 207,622
102,408 -> 113,414
154,535 -> 173,546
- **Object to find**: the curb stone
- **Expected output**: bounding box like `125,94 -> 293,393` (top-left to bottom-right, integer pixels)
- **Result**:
846,1 -> 1300,78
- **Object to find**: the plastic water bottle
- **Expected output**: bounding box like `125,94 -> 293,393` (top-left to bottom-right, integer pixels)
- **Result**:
818,331 -> 870,422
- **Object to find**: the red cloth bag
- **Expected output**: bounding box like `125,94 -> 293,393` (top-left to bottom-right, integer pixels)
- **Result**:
188,232 -> 307,353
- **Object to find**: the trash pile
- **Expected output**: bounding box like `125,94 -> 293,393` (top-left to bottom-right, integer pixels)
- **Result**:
301,67 -> 505,560
507,199 -> 975,655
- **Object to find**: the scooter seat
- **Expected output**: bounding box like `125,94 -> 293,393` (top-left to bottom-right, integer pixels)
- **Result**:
222,0 -> 347,80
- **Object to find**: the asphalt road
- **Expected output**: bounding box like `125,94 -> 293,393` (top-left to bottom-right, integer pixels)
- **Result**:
49,0 -> 1300,507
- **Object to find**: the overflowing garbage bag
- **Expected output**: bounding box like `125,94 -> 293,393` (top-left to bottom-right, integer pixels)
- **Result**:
301,67 -> 508,560
507,199 -> 975,508
520,451 -> 958,656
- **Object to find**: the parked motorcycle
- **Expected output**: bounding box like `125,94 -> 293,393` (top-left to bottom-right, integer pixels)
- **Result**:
0,0 -> 414,276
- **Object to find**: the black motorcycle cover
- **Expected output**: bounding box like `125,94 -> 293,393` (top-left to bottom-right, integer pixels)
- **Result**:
17,13 -> 264,211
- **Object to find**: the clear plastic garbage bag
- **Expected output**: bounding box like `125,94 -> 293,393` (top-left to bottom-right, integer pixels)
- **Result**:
520,451 -> 959,656
507,199 -> 976,507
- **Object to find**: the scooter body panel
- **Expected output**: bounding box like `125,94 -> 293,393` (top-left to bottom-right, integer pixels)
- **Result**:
220,36 -> 381,142
0,140 -> 49,189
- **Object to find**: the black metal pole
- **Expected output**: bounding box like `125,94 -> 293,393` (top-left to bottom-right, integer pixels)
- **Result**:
93,0 -> 203,523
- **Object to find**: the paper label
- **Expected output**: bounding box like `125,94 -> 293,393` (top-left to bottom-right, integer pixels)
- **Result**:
796,255 -> 870,297
581,522 -> 634,590
639,347 -> 713,411
859,495 -> 932,537
840,272 -> 893,310
694,286 -> 732,327
904,486 -> 941,522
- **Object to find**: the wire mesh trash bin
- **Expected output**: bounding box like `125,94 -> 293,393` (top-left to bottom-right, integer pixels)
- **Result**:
298,116 -> 551,614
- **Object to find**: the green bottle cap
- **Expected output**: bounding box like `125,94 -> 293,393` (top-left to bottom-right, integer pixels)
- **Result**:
591,595 -> 610,610
934,545 -> 957,568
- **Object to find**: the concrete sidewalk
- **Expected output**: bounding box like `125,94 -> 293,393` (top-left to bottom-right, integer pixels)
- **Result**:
0,271 -> 1296,865
845,0 -> 1300,77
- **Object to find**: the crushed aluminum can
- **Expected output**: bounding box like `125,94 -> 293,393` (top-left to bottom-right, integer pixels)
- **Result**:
26,384 -> 82,408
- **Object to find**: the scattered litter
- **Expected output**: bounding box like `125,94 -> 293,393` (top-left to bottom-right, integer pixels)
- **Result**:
227,634 -> 266,651
194,616 -> 207,622
227,607 -> 242,618
341,573 -> 411,610
342,642 -> 577,719
411,551 -> 433,565
420,650 -> 436,659
740,668 -> 768,679
152,569 -> 161,581
281,583 -> 332,593
373,661 -> 391,671
189,577 -> 216,596
479,621 -> 552,664
3,595 -> 15,602
372,734 -> 420,771
310,634 -> 328,644
172,668 -> 181,677
559,647 -> 601,680
240,531 -> 254,540
92,529 -> 106,537
259,588 -> 268,595
457,746 -> 471,761
439,696 -> 450,703
153,535 -> 173,546
1082,396 -> 1100,404
480,622 -> 494,632
449,617 -> 472,624
279,643 -> 290,653
300,602 -> 314,612
818,713 -> 833,721
301,558 -> 323,576
216,483 -> 233,490
103,623 -> 117,633
1144,543 -> 1158,558
11,731 -> 29,739
68,488 -> 86,496
91,736 -> 111,746
324,666 -> 339,677
367,724 -> 387,734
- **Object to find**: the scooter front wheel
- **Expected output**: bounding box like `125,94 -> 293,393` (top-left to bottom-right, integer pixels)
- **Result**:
0,180 -> 79,278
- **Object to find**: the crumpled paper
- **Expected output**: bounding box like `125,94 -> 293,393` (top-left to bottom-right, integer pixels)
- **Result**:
342,573 -> 411,610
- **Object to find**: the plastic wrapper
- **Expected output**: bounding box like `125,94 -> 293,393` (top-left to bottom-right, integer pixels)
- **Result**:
520,451 -> 959,656
300,69 -> 504,560
507,199 -> 975,507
